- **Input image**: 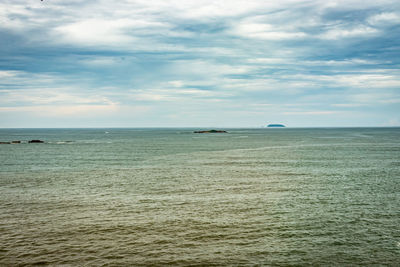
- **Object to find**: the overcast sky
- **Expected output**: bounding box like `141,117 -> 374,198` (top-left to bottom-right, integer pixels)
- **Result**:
0,0 -> 399,127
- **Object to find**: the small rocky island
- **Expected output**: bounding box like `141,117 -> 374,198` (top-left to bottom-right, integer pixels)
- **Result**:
0,140 -> 23,144
267,124 -> 285,128
0,140 -> 44,144
194,130 -> 228,133
28,140 -> 44,143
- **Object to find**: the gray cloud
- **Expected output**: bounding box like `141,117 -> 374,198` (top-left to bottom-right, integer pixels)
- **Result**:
0,0 -> 399,127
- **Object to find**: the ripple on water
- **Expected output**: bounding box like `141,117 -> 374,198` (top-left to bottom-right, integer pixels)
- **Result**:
0,128 -> 399,265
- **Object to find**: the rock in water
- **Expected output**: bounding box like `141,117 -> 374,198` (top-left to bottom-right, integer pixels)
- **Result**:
0,141 -> 11,144
194,130 -> 228,133
28,140 -> 44,143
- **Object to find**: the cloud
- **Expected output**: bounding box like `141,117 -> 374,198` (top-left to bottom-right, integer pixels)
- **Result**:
283,111 -> 340,115
367,12 -> 400,26
319,25 -> 378,39
0,104 -> 118,116
276,72 -> 400,89
79,56 -> 125,66
384,118 -> 400,126
53,18 -> 173,47
331,103 -> 367,107
349,93 -> 400,104
231,21 -> 308,40
1,0 -> 399,127
0,70 -> 119,108
54,19 -> 136,46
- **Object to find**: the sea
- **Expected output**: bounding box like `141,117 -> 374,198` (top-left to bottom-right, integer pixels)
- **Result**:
0,128 -> 399,266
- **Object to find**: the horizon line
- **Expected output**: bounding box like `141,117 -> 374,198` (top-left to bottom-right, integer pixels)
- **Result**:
1,126 -> 399,129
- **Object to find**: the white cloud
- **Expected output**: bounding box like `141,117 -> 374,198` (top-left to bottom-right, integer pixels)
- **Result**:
0,70 -> 120,108
0,0 -> 395,52
303,59 -> 385,66
230,19 -> 307,40
170,59 -> 254,78
319,25 -> 378,40
0,104 -> 117,116
283,111 -> 340,115
128,86 -> 230,102
350,93 -> 400,104
167,80 -> 185,88
0,70 -> 60,87
279,73 -> 400,89
1,0 -> 400,127
331,103 -> 367,107
0,104 -> 152,119
0,70 -> 20,78
333,74 -> 400,88
367,12 -> 400,26
247,58 -> 288,64
53,18 -> 169,46
0,86 -> 117,106
79,56 -> 125,66
384,118 -> 400,126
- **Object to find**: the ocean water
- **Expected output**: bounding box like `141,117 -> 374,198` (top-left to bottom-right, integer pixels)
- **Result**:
0,128 -> 399,266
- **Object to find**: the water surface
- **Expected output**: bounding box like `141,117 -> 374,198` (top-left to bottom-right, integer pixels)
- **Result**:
0,128 -> 399,265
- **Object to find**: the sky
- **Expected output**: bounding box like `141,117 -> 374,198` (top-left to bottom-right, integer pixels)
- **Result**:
0,0 -> 399,128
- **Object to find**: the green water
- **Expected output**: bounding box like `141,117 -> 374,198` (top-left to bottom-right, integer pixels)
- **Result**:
0,128 -> 399,266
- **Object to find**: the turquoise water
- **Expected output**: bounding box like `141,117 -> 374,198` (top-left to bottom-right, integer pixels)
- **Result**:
0,128 -> 399,266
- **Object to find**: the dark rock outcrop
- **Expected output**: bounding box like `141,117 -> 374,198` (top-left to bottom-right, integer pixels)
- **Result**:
28,140 -> 44,143
194,130 -> 228,133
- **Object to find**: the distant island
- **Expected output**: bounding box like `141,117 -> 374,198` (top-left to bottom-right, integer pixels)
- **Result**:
194,130 -> 228,133
267,124 -> 285,127
0,140 -> 44,144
